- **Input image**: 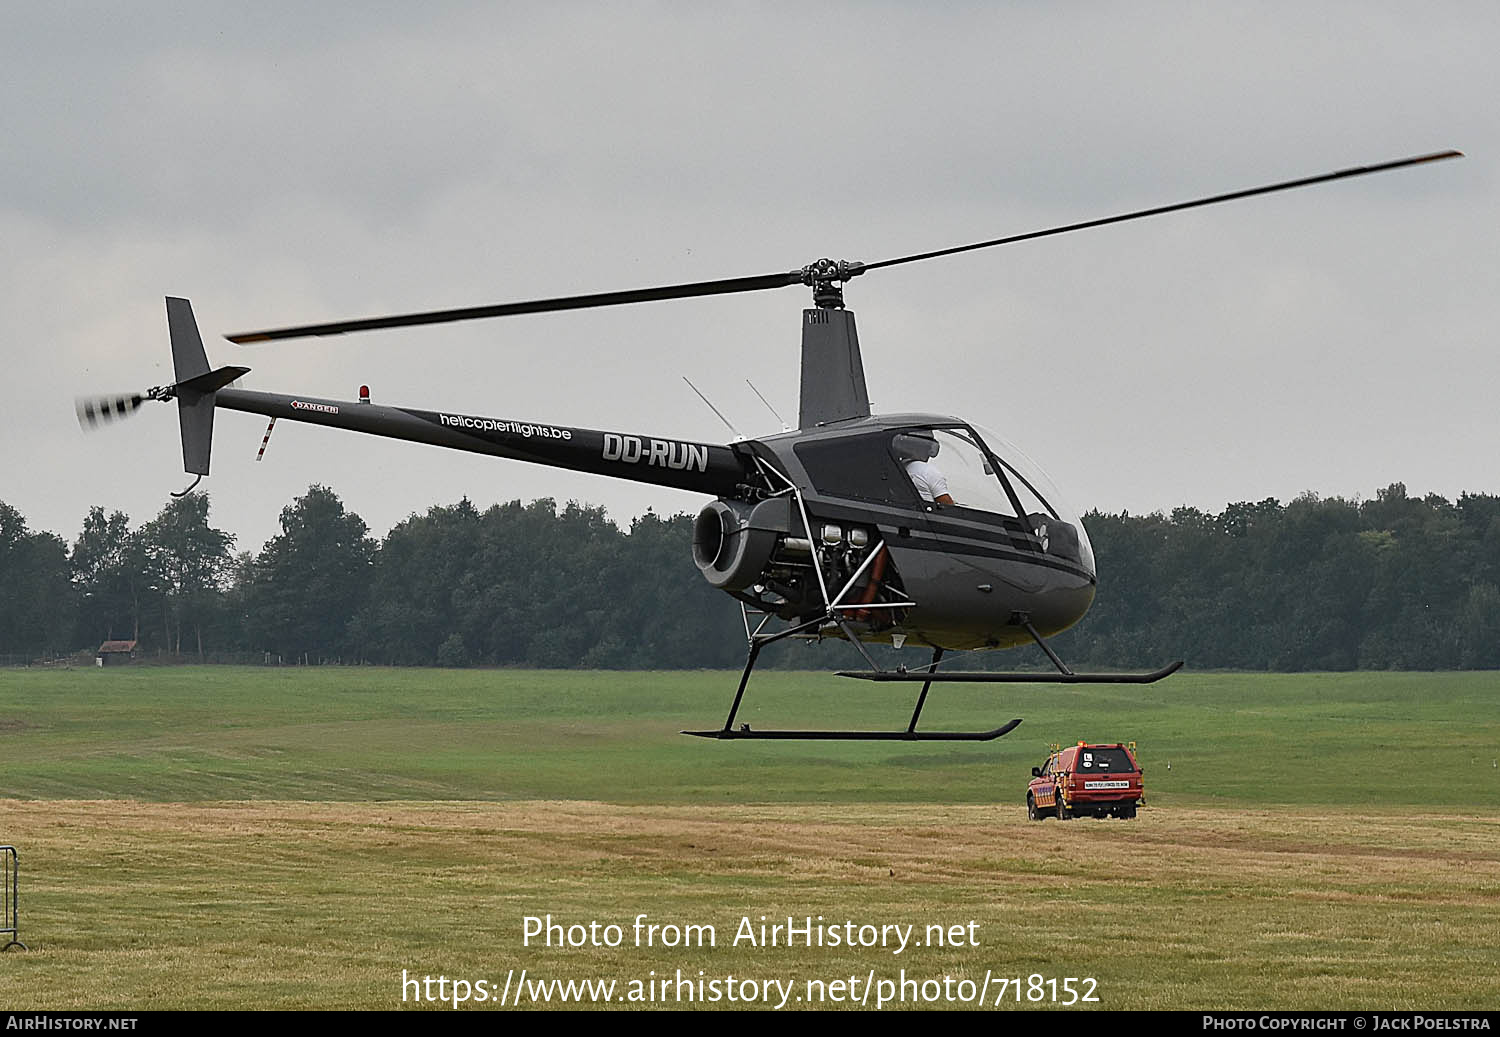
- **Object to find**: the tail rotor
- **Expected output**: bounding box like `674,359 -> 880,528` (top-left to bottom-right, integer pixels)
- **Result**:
73,298 -> 250,492
75,391 -> 152,429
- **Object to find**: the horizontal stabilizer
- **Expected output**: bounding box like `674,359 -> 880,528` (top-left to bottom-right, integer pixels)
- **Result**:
177,365 -> 251,394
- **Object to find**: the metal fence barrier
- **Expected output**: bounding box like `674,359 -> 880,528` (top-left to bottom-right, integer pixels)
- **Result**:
1,847 -> 24,951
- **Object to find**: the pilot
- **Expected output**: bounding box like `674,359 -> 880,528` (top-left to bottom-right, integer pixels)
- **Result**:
893,430 -> 955,505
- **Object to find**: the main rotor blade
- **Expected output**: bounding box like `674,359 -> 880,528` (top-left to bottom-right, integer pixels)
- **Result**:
227,269 -> 803,343
862,150 -> 1463,274
227,150 -> 1460,344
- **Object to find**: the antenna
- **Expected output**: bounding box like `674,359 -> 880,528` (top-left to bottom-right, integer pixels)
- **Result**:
747,379 -> 791,432
682,377 -> 743,440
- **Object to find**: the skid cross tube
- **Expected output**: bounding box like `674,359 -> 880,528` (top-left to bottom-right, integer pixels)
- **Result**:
906,647 -> 944,733
1021,616 -> 1074,676
715,615 -> 826,735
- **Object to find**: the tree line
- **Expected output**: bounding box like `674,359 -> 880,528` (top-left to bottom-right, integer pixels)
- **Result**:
2,482 -> 1497,670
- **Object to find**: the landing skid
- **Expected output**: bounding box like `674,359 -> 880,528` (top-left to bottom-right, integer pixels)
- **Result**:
682,719 -> 1023,741
836,661 -> 1183,684
682,616 -> 1182,743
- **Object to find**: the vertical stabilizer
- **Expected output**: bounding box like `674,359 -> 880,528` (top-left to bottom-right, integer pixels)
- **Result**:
797,308 -> 870,428
166,297 -> 215,476
167,297 -> 210,383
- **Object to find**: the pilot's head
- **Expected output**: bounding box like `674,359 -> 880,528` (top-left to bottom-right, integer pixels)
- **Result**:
892,430 -> 940,462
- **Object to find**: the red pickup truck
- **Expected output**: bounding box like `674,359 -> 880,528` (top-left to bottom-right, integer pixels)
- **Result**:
1027,742 -> 1142,820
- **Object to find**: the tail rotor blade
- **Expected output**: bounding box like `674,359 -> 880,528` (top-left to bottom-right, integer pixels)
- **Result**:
75,393 -> 146,430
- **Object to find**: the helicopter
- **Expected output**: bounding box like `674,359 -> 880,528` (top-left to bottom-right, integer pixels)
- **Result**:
77,150 -> 1461,742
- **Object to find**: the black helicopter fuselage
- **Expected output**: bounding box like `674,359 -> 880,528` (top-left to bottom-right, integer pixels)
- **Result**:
211,381 -> 1094,653
744,414 -> 1096,651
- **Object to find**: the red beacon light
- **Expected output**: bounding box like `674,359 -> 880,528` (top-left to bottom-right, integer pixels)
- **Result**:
358,385 -> 371,404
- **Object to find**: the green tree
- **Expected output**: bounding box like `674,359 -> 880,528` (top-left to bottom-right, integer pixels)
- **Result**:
0,501 -> 74,656
349,498 -> 747,668
244,485 -> 375,661
70,506 -> 141,644
140,493 -> 235,657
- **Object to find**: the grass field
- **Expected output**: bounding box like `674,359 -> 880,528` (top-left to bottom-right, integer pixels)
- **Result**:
0,666 -> 1497,1010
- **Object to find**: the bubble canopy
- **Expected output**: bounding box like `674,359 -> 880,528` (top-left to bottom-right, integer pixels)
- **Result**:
962,422 -> 1096,577
773,414 -> 1097,580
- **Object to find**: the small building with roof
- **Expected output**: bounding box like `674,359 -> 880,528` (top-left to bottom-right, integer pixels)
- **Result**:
96,640 -> 138,666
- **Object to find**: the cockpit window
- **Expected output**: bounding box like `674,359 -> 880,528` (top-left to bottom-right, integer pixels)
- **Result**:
913,428 -> 1018,515
793,434 -> 919,505
970,423 -> 1096,575
793,424 -> 1096,577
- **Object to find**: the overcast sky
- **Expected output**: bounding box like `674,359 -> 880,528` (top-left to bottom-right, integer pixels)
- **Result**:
3,3 -> 1492,554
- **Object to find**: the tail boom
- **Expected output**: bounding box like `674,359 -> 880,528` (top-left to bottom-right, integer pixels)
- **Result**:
212,388 -> 749,495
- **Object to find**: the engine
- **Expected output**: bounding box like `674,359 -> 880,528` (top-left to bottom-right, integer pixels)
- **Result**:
691,497 -> 891,621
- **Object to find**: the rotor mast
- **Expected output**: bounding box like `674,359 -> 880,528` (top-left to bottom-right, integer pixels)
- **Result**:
799,257 -> 864,310
795,258 -> 871,428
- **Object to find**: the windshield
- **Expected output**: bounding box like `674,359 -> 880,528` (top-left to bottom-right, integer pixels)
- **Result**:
920,428 -> 1013,512
968,423 -> 1095,575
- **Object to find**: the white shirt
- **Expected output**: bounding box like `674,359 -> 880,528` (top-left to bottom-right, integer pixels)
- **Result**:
904,459 -> 950,503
